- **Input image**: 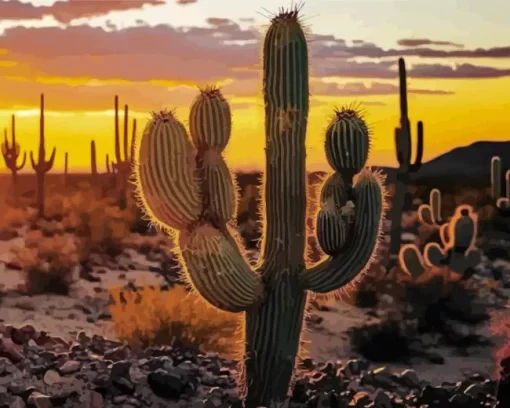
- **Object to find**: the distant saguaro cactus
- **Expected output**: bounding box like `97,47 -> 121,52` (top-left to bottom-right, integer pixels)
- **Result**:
106,153 -> 111,174
491,156 -> 510,216
387,57 -> 424,269
1,115 -> 26,202
112,95 -> 136,208
90,140 -> 98,179
30,94 -> 56,217
133,8 -> 386,407
64,152 -> 68,187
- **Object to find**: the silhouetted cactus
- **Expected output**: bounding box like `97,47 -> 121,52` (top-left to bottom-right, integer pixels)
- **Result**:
106,154 -> 111,174
1,115 -> 26,202
400,204 -> 481,279
64,152 -> 68,187
491,156 -> 510,216
133,8 -> 387,407
418,188 -> 446,227
30,94 -> 56,217
90,140 -> 98,178
387,57 -> 424,268
112,95 -> 136,208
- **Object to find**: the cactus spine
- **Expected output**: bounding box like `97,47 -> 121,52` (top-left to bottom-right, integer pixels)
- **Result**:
133,8 -> 386,407
30,94 -> 56,217
387,57 -> 424,268
1,115 -> 26,202
112,96 -> 136,209
491,156 -> 510,215
90,140 -> 98,179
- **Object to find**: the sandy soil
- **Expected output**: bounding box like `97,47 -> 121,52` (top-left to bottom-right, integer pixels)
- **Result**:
0,236 -> 508,385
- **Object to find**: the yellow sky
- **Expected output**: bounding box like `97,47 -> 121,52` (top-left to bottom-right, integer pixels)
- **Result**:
0,0 -> 509,173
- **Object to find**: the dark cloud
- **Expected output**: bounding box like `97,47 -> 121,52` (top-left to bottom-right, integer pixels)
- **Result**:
176,0 -> 197,4
397,39 -> 464,48
0,0 -> 166,23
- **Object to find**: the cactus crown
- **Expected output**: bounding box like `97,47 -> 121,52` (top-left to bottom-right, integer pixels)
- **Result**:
332,106 -> 370,131
150,109 -> 178,124
198,86 -> 225,100
271,7 -> 300,23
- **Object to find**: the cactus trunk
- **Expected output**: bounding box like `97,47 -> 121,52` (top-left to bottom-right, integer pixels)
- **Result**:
1,115 -> 26,204
91,140 -> 98,178
30,94 -> 56,217
387,58 -> 423,269
242,12 -> 309,405
64,152 -> 68,187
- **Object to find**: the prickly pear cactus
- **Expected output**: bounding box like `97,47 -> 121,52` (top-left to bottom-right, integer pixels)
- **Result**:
400,203 -> 481,279
133,8 -> 387,407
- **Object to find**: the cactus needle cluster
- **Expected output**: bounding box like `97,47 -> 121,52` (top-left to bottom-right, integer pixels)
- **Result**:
133,7 -> 387,407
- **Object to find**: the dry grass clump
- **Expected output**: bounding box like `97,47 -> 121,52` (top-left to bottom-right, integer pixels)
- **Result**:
108,285 -> 241,356
10,230 -> 80,294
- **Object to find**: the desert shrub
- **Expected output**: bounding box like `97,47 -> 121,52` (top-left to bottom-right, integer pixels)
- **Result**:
10,230 -> 80,294
44,184 -> 136,260
0,205 -> 34,240
108,285 -> 240,355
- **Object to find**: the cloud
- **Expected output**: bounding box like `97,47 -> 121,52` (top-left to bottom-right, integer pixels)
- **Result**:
397,38 -> 464,48
176,0 -> 197,4
222,78 -> 452,98
0,0 -> 166,23
0,22 -> 509,87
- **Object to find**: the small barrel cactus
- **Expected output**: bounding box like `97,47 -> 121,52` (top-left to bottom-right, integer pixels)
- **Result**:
133,7 -> 387,407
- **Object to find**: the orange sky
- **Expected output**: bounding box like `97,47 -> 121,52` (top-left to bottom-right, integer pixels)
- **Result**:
0,0 -> 509,173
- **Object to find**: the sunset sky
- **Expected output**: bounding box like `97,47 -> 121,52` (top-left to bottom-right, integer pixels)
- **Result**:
0,0 -> 509,173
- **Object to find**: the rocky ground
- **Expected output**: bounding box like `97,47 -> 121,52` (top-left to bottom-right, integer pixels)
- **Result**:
0,222 -> 509,406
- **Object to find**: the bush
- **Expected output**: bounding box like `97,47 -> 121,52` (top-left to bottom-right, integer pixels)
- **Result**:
108,285 -> 241,356
490,307 -> 510,379
44,184 -> 136,260
10,230 -> 80,294
0,205 -> 34,240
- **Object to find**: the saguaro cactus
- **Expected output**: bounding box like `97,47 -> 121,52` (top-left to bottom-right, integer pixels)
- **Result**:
387,57 -> 424,268
491,156 -> 510,216
106,154 -> 111,174
400,204 -> 481,279
133,9 -> 386,407
63,152 -> 68,187
90,140 -> 98,178
112,95 -> 136,208
30,94 -> 56,217
1,115 -> 26,202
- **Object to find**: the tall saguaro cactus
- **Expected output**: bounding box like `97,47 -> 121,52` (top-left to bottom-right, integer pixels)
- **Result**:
112,95 -> 136,208
63,151 -> 68,187
133,9 -> 386,407
1,115 -> 26,202
387,57 -> 424,268
90,140 -> 98,179
30,94 -> 56,217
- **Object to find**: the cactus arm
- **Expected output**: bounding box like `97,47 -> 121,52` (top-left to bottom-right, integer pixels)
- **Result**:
408,121 -> 423,172
29,151 -> 38,170
491,156 -> 501,201
178,224 -> 262,313
300,169 -> 384,293
16,152 -> 26,170
399,243 -> 427,278
123,104 -> 129,161
44,147 -> 56,172
114,95 -> 121,163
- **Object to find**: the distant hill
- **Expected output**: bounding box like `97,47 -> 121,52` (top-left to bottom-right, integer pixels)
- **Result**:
413,141 -> 510,179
